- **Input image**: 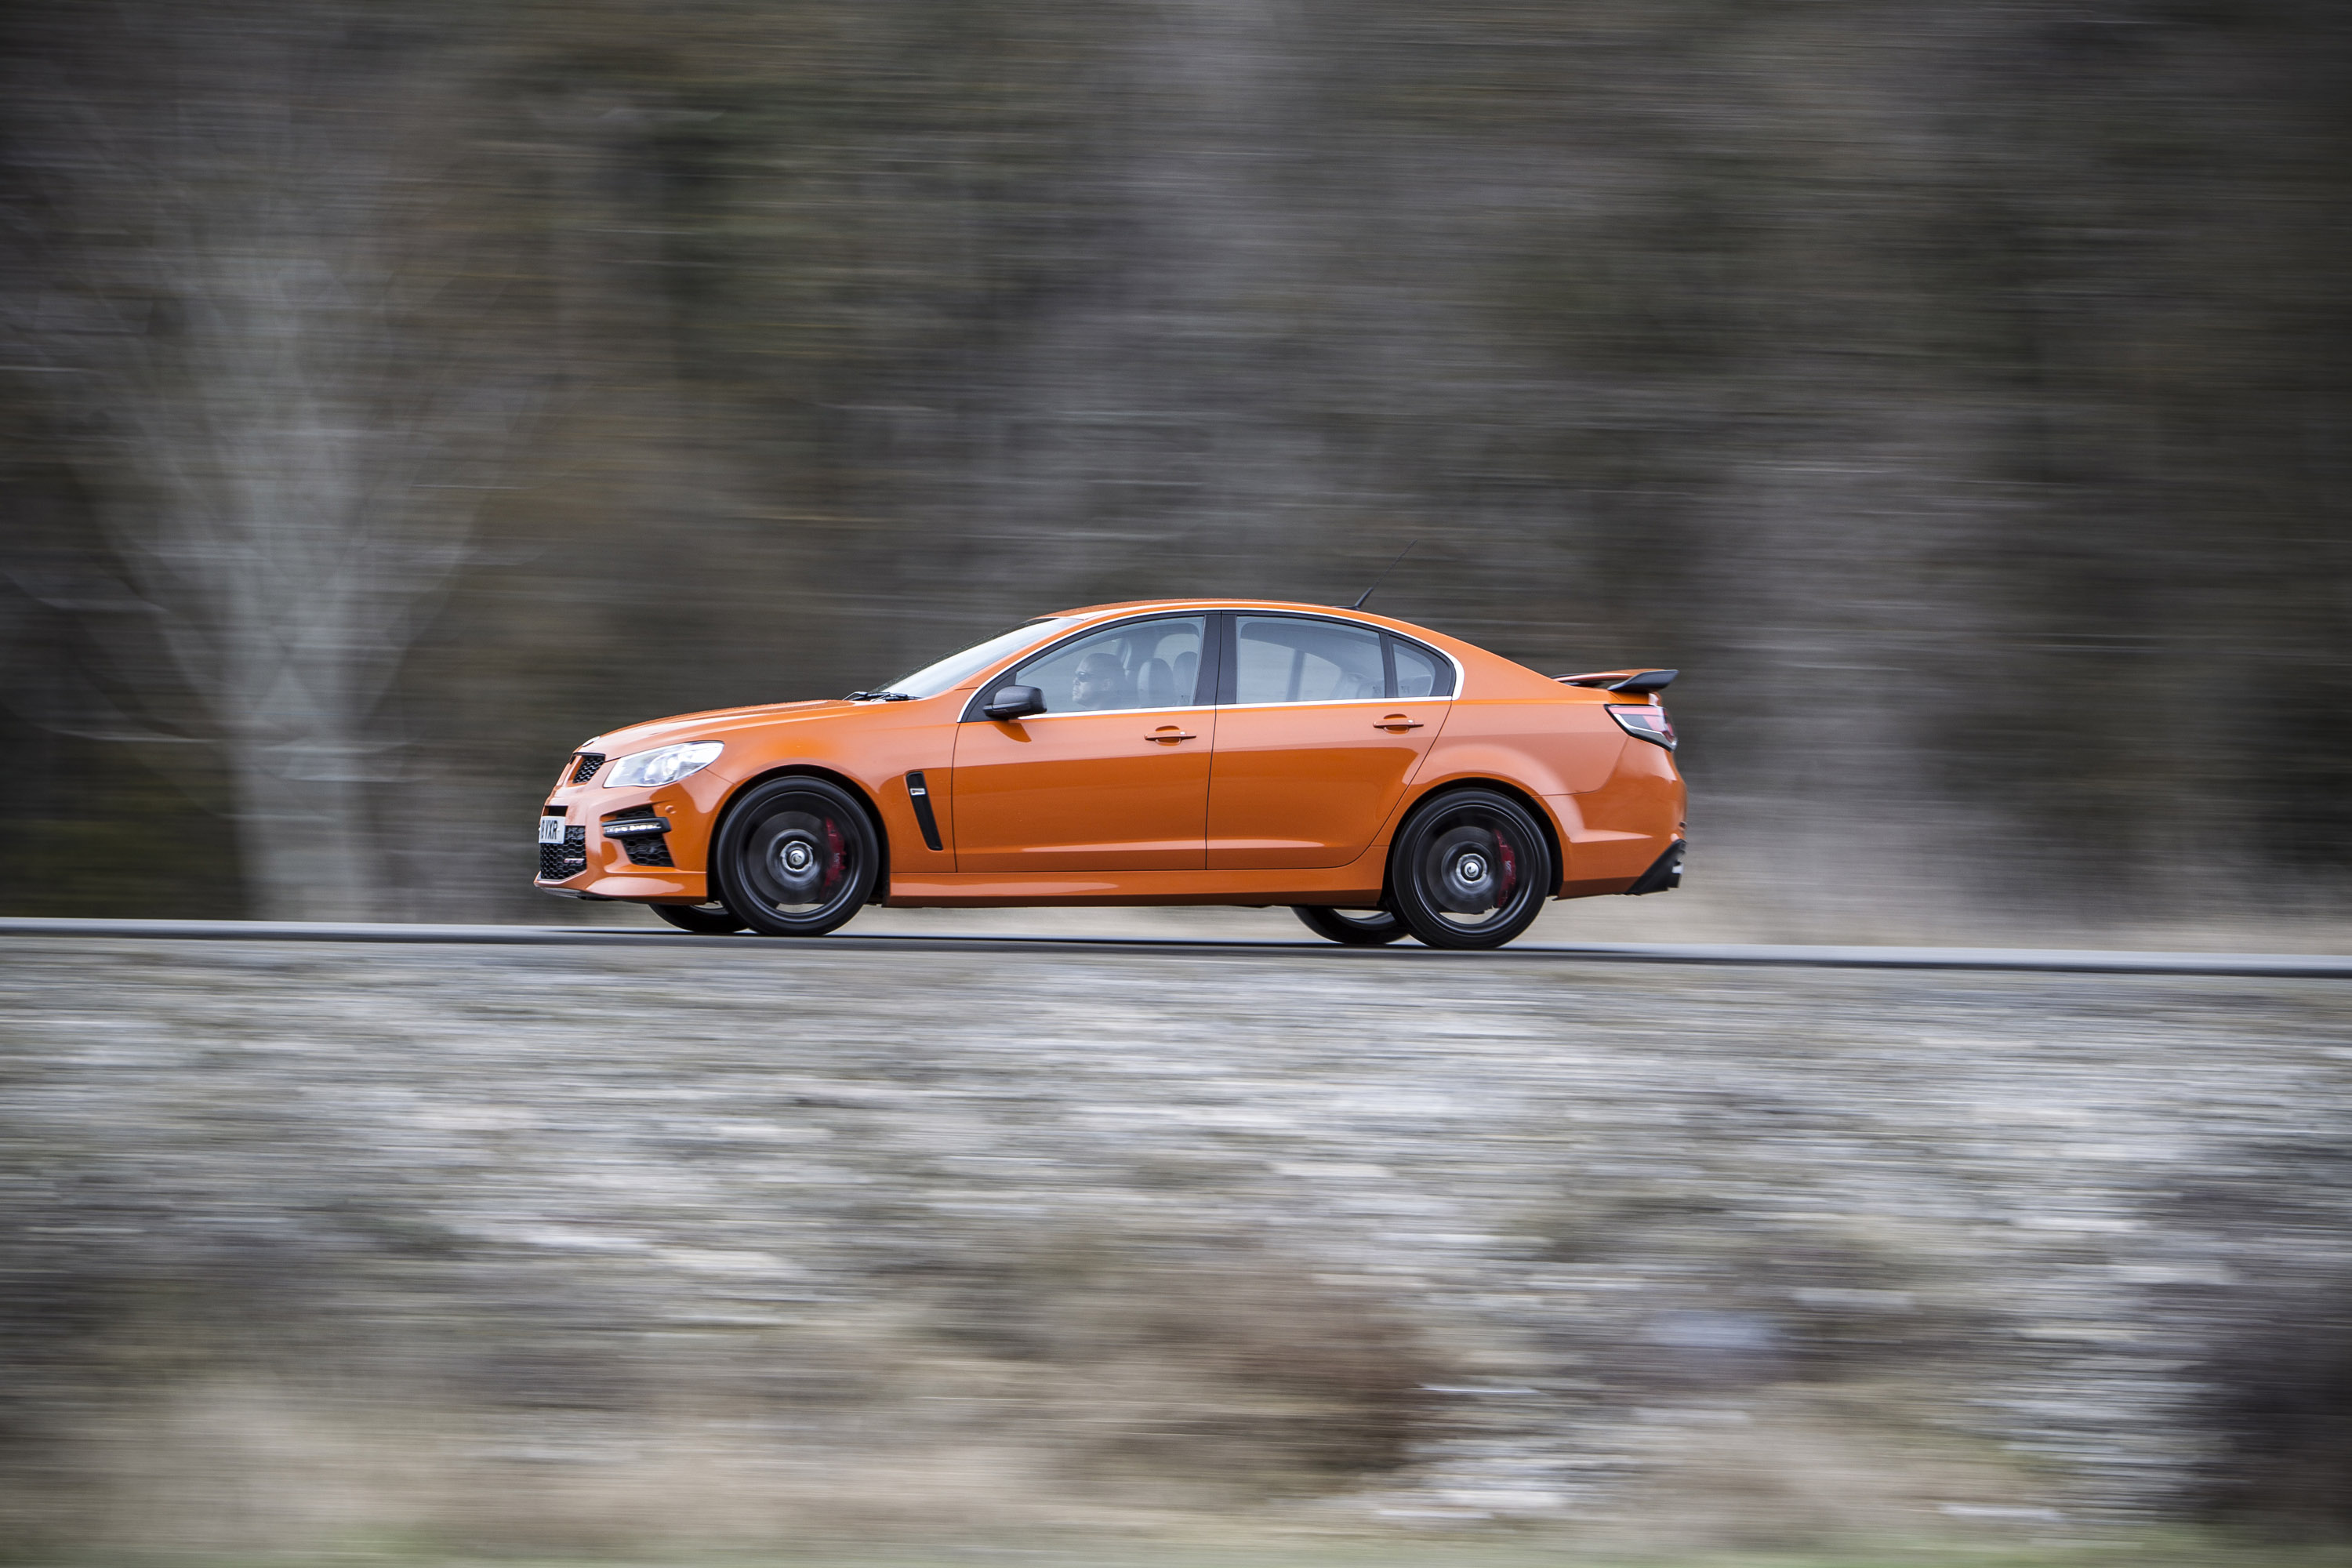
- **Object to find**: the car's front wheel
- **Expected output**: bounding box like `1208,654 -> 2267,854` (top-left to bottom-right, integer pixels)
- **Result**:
1290,905 -> 1409,946
711,777 -> 879,938
1388,788 -> 1552,950
651,902 -> 747,935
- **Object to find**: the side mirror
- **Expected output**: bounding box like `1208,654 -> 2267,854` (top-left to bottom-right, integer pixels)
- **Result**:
982,684 -> 1046,721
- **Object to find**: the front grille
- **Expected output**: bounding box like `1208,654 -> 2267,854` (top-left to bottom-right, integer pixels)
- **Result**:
571,753 -> 606,784
539,826 -> 587,880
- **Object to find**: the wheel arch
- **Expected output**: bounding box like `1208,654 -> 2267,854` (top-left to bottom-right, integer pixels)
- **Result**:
714,764 -> 893,903
1393,775 -> 1566,900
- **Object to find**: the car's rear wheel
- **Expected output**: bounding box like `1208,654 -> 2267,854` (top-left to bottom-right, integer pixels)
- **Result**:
1290,905 -> 1408,946
1388,788 -> 1552,950
712,777 -> 879,938
651,902 -> 747,935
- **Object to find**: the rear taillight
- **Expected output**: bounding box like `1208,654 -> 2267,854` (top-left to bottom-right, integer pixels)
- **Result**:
1608,704 -> 1675,750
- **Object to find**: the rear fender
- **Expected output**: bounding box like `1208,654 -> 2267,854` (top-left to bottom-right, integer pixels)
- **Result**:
1417,707 -> 1625,798
1410,737 -> 1601,801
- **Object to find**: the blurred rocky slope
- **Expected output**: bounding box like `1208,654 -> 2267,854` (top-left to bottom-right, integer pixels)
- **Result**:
2,938 -> 2347,1555
0,0 -> 2347,931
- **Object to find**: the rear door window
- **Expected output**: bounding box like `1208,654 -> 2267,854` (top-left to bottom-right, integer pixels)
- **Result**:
1232,615 -> 1388,705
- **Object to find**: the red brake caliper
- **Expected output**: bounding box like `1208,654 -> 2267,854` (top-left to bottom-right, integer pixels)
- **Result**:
822,818 -> 846,891
1494,830 -> 1518,901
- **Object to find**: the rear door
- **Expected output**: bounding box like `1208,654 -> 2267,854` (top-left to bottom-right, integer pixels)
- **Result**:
1204,613 -> 1450,870
950,615 -> 1217,872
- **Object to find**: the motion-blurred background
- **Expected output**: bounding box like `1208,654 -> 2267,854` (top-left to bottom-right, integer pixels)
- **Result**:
2,0 -> 2347,935
5,8 -> 2352,1564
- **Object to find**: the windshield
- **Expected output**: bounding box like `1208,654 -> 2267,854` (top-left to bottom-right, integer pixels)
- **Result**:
881,618 -> 1080,699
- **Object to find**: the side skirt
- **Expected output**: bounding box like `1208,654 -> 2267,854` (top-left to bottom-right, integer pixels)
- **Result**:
885,859 -> 1386,909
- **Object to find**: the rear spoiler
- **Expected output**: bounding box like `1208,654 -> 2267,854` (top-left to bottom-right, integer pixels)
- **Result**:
1555,668 -> 1676,696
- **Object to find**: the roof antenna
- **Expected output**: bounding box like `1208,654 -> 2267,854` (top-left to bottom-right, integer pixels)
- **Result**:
1350,539 -> 1420,611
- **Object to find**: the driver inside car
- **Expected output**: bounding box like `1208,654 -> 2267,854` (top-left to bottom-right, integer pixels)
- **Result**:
1070,649 -> 1130,711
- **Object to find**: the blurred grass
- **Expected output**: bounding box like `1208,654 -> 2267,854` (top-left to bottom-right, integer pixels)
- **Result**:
5,942 -> 2350,1559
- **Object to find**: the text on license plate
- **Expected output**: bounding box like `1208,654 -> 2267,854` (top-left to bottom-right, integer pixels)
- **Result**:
539,815 -> 567,844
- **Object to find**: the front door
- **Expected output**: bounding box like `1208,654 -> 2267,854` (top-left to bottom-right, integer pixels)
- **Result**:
950,615 -> 1215,872
1206,613 -> 1449,869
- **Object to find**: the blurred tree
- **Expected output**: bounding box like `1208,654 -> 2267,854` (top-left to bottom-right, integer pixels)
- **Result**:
0,2 -> 543,917
0,0 -> 2344,931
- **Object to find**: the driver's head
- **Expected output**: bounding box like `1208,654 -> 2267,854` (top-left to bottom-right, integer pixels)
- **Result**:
1072,650 -> 1127,710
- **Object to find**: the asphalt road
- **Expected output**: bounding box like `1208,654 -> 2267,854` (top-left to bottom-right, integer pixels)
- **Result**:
2,916 -> 2347,977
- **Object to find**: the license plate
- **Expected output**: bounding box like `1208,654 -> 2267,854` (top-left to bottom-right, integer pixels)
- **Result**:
539,815 -> 567,844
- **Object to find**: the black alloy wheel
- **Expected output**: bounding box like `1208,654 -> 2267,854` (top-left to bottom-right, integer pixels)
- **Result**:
1290,904 -> 1409,946
711,777 -> 880,938
652,902 -> 747,935
1388,788 -> 1552,950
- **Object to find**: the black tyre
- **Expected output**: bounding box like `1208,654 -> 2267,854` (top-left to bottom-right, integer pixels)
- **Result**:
1291,905 -> 1409,946
710,777 -> 880,938
652,902 -> 747,935
1388,788 -> 1552,950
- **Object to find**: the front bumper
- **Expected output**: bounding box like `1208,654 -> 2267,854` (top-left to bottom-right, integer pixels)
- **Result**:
535,775 -> 724,902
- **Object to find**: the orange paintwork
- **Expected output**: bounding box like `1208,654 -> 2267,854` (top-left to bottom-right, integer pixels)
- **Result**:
536,599 -> 1684,912
952,706 -> 1218,872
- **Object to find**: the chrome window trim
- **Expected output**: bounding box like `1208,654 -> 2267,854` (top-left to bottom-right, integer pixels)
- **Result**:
1221,695 -> 1458,711
1004,695 -> 1457,720
980,704 -> 1218,722
954,605 -> 1467,717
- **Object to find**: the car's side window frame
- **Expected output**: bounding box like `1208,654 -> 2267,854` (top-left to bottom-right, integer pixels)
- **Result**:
958,612 -> 1224,722
1384,630 -> 1457,699
1214,611 -> 1460,706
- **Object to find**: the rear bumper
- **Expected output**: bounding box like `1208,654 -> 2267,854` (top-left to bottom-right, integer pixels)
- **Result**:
1624,839 -> 1686,896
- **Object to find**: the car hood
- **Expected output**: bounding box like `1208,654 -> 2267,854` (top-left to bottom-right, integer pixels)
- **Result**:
583,698 -> 861,754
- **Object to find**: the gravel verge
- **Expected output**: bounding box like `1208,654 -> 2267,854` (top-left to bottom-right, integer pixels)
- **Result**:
2,939 -> 2346,1555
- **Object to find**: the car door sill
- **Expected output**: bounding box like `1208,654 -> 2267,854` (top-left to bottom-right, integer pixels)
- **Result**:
886,859 -> 1389,908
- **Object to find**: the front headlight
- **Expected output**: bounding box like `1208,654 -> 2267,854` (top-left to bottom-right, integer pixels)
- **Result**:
602,741 -> 724,789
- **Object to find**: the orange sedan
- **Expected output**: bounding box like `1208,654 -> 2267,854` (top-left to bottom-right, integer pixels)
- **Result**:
535,601 -> 1685,949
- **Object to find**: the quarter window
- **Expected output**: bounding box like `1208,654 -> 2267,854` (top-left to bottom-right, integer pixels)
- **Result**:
1389,637 -> 1447,699
1232,615 -> 1387,705
1008,616 -> 1207,714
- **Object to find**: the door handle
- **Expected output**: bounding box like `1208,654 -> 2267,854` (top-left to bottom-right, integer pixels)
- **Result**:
1374,716 -> 1423,731
1145,728 -> 1197,742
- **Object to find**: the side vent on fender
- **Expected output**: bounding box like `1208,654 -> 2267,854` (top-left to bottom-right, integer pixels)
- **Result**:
906,771 -> 944,852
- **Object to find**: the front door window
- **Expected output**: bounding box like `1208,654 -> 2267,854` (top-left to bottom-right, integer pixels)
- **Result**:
1009,617 -> 1207,713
